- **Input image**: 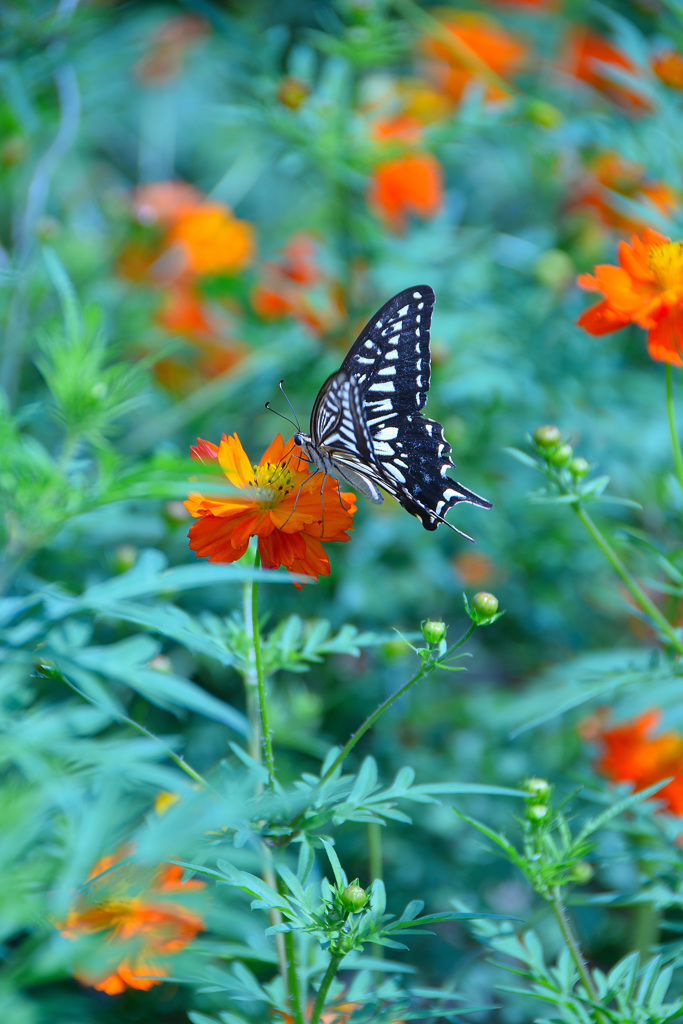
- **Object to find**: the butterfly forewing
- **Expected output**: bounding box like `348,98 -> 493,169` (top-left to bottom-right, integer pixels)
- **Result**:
295,285 -> 491,534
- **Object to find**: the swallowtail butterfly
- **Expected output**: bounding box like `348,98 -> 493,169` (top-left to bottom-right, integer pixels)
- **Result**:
293,285 -> 492,537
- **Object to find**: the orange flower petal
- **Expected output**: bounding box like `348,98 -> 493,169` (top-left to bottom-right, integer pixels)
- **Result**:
576,298 -> 631,335
647,311 -> 683,365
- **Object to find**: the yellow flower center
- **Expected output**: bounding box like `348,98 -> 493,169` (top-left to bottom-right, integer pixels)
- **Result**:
251,462 -> 296,507
648,241 -> 683,290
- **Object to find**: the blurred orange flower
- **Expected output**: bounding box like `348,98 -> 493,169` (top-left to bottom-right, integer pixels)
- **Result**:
168,203 -> 255,276
133,180 -> 204,229
453,550 -> 495,586
590,709 -> 683,815
420,12 -> 527,105
276,999 -> 404,1023
136,14 -> 208,85
562,29 -> 650,111
62,850 -> 205,995
369,152 -> 443,232
251,234 -> 344,335
571,153 -> 677,233
185,433 -> 356,585
372,112 -> 425,145
652,49 -> 683,91
577,228 -> 683,365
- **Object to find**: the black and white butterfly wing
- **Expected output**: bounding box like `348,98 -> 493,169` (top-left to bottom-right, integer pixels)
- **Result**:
298,284 -> 491,533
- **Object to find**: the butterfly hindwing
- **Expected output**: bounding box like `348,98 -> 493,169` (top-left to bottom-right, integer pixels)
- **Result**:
294,285 -> 491,535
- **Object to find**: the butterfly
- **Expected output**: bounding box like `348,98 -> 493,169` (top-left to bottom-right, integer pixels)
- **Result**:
291,285 -> 492,538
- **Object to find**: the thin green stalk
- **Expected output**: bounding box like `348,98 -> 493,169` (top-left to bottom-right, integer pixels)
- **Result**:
551,890 -> 597,1001
278,878 -> 305,1024
309,950 -> 344,1024
573,504 -> 683,656
242,550 -> 275,785
665,363 -> 683,503
321,623 -> 476,782
57,670 -> 207,786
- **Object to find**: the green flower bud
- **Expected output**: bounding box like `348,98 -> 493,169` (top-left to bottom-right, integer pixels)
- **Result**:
526,99 -> 563,128
341,883 -> 367,912
523,777 -> 551,799
570,860 -> 593,884
526,803 -> 549,822
534,249 -> 574,291
472,592 -> 499,619
533,425 -> 561,450
422,619 -> 447,644
336,933 -> 356,954
569,457 -> 590,479
549,443 -> 573,467
114,544 -> 138,572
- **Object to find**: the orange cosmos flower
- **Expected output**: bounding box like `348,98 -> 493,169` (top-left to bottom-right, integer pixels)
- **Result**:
652,50 -> 683,91
590,709 -> 683,815
562,29 -> 650,111
132,180 -> 205,229
62,849 -> 206,995
185,433 -> 356,586
369,152 -> 443,233
420,12 -> 527,105
571,153 -> 677,233
168,203 -> 255,276
251,234 -> 344,335
577,229 -> 683,366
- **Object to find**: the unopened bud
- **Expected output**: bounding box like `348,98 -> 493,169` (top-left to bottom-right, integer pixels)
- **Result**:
533,425 -> 561,450
472,592 -> 499,621
570,860 -> 593,884
549,443 -> 573,467
422,619 -> 447,644
523,777 -> 550,799
569,457 -> 590,478
278,77 -> 311,109
341,883 -> 367,912
526,803 -> 549,822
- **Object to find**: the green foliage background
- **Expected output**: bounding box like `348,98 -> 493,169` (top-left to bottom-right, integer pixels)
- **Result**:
3,0 -> 683,1021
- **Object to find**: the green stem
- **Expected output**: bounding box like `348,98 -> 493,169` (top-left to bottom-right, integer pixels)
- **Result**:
57,670 -> 207,786
278,878 -> 305,1024
551,889 -> 604,1019
574,504 -> 683,657
665,363 -> 683,503
309,951 -> 344,1024
321,623 -> 477,783
242,550 -> 275,786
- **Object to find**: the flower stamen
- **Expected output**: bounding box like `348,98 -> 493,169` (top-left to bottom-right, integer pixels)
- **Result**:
648,241 -> 683,290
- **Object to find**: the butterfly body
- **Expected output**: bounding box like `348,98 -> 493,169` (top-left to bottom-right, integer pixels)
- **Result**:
293,285 -> 491,536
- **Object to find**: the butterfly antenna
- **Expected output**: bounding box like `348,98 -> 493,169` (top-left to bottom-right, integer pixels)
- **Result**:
264,380 -> 302,433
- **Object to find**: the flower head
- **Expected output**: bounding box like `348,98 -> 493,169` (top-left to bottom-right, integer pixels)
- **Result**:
185,433 -> 356,586
562,29 -> 650,111
62,849 -> 206,995
587,709 -> 683,815
420,12 -> 527,105
168,202 -> 255,276
571,153 -> 677,233
577,228 -> 683,365
652,50 -> 683,91
369,152 -> 443,232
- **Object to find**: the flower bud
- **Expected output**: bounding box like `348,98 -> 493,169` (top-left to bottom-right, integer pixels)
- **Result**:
336,933 -> 356,955
533,425 -> 561,450
569,457 -> 590,479
114,543 -> 138,572
570,860 -> 593,884
472,592 -> 499,620
526,803 -> 549,822
278,77 -> 311,109
523,777 -> 550,799
549,443 -> 573,467
534,249 -> 574,291
341,883 -> 367,912
525,99 -> 563,129
422,619 -> 447,644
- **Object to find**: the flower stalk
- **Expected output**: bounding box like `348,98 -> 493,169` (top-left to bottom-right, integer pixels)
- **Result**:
665,363 -> 683,502
242,549 -> 275,786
